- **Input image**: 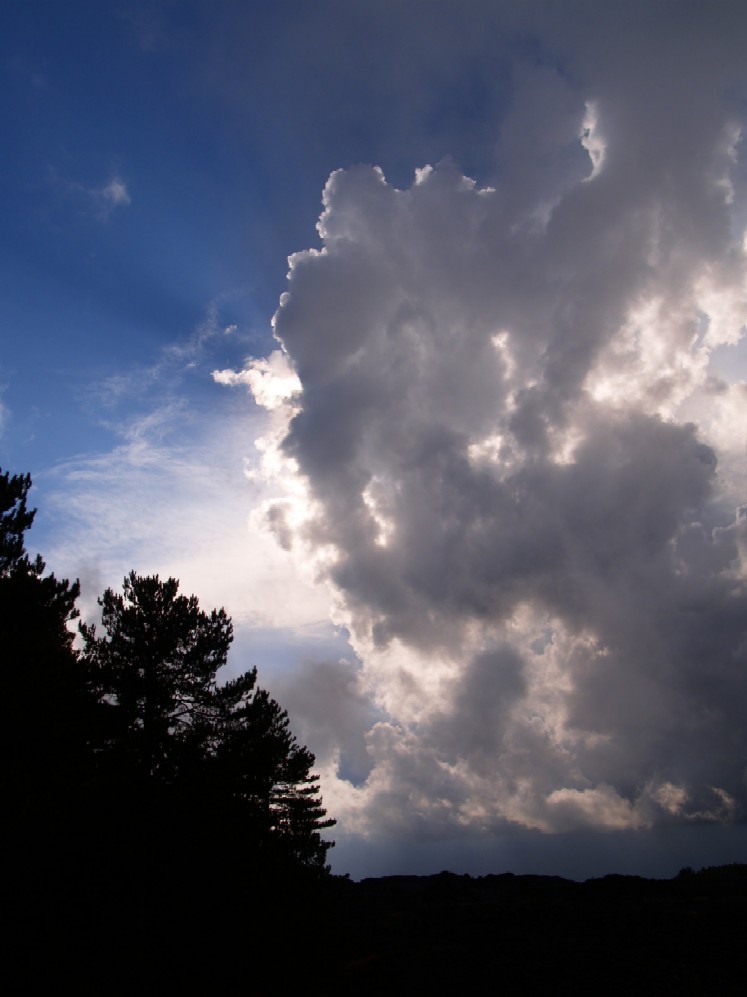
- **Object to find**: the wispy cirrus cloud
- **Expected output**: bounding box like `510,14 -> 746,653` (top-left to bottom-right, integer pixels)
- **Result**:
32,295 -> 336,689
97,175 -> 131,215
41,403 -> 327,631
48,169 -> 131,222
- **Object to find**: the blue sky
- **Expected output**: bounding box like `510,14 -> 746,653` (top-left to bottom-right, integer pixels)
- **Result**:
3,3 -> 292,464
2,1 -> 747,879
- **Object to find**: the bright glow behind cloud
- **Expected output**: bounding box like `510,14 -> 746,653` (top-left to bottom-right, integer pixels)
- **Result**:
41,405 -> 329,635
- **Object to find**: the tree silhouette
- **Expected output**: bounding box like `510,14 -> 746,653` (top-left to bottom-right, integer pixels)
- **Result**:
3,469 -> 336,986
0,469 -> 36,572
215,671 -> 336,872
0,469 -> 90,814
80,571 -> 233,784
0,469 -> 81,656
80,570 -> 335,873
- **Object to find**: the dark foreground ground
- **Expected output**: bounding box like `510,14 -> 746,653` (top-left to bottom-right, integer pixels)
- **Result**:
12,863 -> 746,994
323,864 -> 746,995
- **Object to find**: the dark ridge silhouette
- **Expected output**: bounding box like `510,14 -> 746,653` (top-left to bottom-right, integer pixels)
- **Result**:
325,865 -> 747,994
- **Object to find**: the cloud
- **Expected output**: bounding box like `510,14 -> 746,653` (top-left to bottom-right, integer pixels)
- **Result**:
99,176 -> 131,209
91,175 -> 131,221
32,301 -> 335,684
40,401 -> 332,644
49,170 -> 132,222
213,350 -> 301,411
217,3 -> 747,859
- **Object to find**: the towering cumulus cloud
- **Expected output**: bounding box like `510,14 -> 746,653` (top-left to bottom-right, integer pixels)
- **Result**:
218,5 -> 747,854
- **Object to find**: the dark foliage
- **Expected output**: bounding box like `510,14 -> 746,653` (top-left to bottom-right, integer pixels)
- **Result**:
0,468 -> 35,572
2,467 -> 335,989
1,469 -> 92,816
79,569 -> 335,875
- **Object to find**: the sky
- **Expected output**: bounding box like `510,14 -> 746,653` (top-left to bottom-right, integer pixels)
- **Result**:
2,0 -> 746,880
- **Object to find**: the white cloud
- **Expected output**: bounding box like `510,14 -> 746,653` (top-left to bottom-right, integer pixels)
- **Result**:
216,6 -> 747,856
32,304 -> 333,688
579,101 -> 606,181
100,176 -> 131,208
545,785 -> 648,832
49,169 -> 132,222
92,175 -> 131,220
213,350 -> 301,410
41,403 -> 329,636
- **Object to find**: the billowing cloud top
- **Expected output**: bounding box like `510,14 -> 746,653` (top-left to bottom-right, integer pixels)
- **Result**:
217,5 -> 747,845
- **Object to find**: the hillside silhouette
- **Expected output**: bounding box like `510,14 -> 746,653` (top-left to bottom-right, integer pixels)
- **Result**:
326,864 -> 746,995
